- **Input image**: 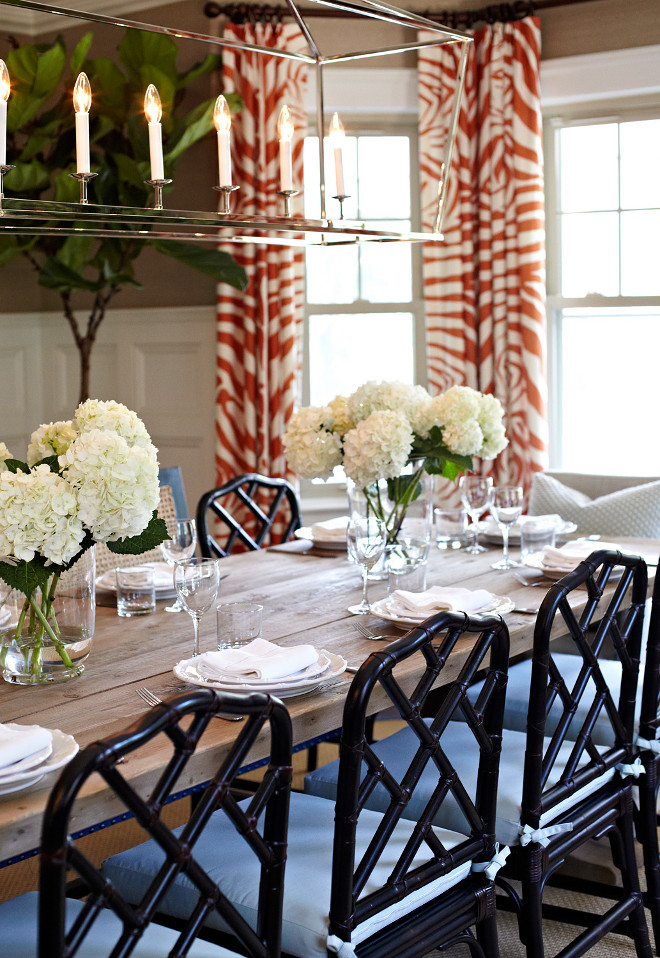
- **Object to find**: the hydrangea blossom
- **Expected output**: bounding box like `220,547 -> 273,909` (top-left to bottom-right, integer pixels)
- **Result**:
0,442 -> 12,466
283,406 -> 343,481
74,399 -> 153,450
327,395 -> 354,438
343,410 -> 413,489
0,465 -> 84,565
59,429 -> 160,542
347,381 -> 430,427
27,420 -> 78,466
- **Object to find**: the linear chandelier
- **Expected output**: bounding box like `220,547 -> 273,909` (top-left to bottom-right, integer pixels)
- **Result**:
0,0 -> 471,247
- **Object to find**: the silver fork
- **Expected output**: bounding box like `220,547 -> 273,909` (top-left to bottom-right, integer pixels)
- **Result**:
352,620 -> 398,641
135,687 -> 244,721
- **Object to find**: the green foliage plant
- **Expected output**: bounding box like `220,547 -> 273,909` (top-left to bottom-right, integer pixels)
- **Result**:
0,29 -> 246,402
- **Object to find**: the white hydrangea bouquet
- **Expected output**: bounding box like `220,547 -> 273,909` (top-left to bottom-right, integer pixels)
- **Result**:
0,400 -> 168,672
283,381 -> 508,543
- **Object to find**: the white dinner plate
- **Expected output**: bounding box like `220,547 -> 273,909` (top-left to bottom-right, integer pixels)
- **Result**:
0,726 -> 78,793
0,741 -> 53,778
370,594 -> 516,628
294,528 -> 346,551
173,649 -> 347,697
477,518 -> 578,544
194,650 -> 332,688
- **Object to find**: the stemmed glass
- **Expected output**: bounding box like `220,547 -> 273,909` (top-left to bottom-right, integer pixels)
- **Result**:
459,475 -> 493,555
160,518 -> 197,613
174,558 -> 221,657
346,517 -> 387,615
489,485 -> 524,570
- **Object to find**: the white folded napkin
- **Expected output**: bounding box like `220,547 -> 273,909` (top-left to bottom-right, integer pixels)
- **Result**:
389,586 -> 494,616
310,516 -> 350,541
541,539 -> 624,569
197,638 -> 319,682
0,723 -> 52,771
96,562 -> 173,592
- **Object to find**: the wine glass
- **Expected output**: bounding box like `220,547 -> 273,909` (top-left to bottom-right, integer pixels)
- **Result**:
459,475 -> 493,554
174,558 -> 221,657
489,485 -> 524,570
159,518 -> 198,613
347,517 -> 386,615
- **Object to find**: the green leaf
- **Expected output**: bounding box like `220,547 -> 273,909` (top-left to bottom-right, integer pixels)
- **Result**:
7,92 -> 45,133
386,474 -> 422,504
0,558 -> 52,599
33,42 -> 66,98
53,169 -> 82,203
105,513 -> 168,554
38,257 -> 102,292
70,32 -> 93,76
6,45 -> 39,86
31,454 -> 60,473
151,240 -> 248,291
179,52 -> 222,88
118,29 -> 178,84
88,57 -> 127,125
2,459 -> 29,474
110,151 -> 146,190
4,159 -> 50,192
57,235 -> 94,275
166,100 -> 213,163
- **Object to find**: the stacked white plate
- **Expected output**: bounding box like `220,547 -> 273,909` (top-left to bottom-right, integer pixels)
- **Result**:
370,591 -> 515,628
0,724 -> 79,795
174,647 -> 347,698
477,516 -> 577,544
294,516 -> 349,552
96,561 -> 176,599
522,538 -> 637,580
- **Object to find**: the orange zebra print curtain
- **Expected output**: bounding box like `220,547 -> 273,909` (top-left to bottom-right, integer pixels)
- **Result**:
216,23 -> 307,489
419,16 -> 548,496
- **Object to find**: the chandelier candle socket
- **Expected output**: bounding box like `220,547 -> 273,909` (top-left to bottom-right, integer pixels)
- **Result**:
328,112 -> 345,197
277,104 -> 294,192
213,94 -> 232,187
144,83 -> 164,182
73,72 -> 91,174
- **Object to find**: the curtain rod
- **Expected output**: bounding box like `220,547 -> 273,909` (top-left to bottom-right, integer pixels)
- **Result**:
204,0 -> 603,27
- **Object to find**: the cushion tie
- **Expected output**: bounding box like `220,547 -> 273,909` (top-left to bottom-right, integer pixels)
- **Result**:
634,734 -> 660,755
616,757 -> 646,778
327,934 -> 357,957
471,843 -> 510,881
519,823 -> 573,848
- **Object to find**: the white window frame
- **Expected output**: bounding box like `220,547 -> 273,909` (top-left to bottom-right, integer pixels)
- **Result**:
541,45 -> 660,470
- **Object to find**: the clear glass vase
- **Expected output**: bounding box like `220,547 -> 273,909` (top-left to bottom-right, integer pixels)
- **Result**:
347,465 -> 433,580
0,546 -> 96,685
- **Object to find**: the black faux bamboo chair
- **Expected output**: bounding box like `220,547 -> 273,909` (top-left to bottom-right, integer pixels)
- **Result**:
103,612 -> 510,957
196,474 -> 302,558
0,688 -> 292,958
306,550 -> 653,957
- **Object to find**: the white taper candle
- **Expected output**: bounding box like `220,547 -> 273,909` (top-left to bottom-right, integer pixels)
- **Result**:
144,84 -> 164,181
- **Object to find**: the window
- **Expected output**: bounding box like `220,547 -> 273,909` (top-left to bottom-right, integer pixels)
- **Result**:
547,115 -> 660,475
301,123 -> 425,496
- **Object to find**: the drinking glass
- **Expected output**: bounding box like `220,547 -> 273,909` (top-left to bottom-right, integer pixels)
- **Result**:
459,475 -> 493,555
489,485 -> 524,570
160,518 -> 198,612
174,558 -> 221,657
346,517 -> 386,615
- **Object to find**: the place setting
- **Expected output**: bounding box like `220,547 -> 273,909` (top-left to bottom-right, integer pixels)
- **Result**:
0,722 -> 79,796
519,536 -> 658,581
370,585 -> 516,628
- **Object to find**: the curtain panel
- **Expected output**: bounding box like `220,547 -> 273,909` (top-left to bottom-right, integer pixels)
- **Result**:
418,17 -> 547,495
216,23 -> 307,489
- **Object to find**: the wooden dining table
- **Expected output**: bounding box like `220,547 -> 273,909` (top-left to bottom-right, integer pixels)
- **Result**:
0,534 -> 658,868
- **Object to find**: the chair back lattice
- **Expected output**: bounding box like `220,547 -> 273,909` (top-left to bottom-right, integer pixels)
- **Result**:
329,611 -> 510,945
522,549 -> 648,828
94,484 -> 178,577
196,474 -> 302,558
639,566 -> 660,743
38,689 -> 292,958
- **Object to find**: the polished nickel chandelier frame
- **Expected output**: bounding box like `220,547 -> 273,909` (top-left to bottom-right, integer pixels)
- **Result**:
0,0 -> 471,247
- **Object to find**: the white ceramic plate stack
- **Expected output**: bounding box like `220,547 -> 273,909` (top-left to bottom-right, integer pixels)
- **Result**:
294,516 -> 350,552
477,516 -> 578,544
96,561 -> 176,599
174,648 -> 347,698
370,593 -> 515,628
0,725 -> 79,795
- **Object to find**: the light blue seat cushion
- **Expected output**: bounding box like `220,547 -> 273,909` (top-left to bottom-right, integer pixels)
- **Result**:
467,653 -> 625,747
102,793 -> 471,958
528,473 -> 660,538
0,890 -> 240,958
305,721 -> 613,847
